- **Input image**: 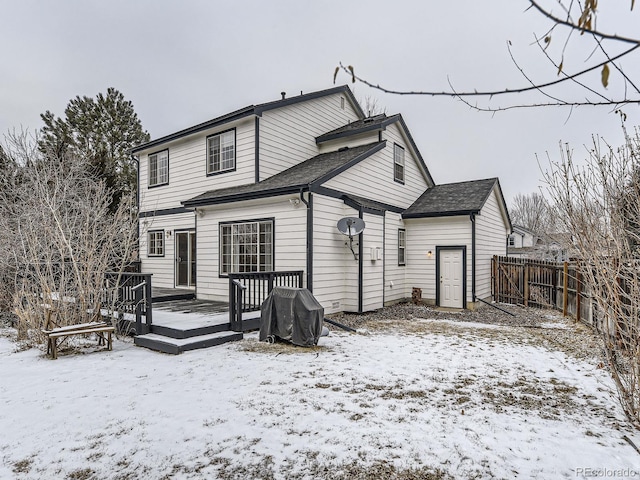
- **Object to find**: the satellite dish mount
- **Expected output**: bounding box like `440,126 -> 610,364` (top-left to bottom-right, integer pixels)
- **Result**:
337,217 -> 366,261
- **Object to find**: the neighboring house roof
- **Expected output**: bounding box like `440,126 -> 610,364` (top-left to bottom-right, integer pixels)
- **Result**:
402,178 -> 507,220
132,85 -> 365,154
316,113 -> 435,188
182,141 -> 386,208
512,224 -> 536,236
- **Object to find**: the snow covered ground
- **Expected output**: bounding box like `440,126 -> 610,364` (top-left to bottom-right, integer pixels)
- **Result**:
1,309 -> 638,479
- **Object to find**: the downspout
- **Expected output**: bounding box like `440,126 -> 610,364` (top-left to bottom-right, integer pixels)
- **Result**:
471,213 -> 476,306
300,188 -> 312,292
358,207 -> 364,313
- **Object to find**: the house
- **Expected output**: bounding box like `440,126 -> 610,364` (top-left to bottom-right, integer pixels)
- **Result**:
508,225 -> 570,261
132,85 -> 511,313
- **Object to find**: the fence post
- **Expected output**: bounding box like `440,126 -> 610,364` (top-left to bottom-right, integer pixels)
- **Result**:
563,262 -> 568,316
524,262 -> 529,307
576,266 -> 581,323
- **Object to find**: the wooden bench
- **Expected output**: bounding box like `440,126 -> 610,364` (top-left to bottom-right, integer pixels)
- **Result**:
42,321 -> 115,360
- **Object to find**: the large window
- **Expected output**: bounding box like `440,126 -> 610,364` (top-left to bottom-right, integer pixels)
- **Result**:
207,129 -> 236,175
394,144 -> 405,184
398,229 -> 406,266
220,220 -> 273,274
148,230 -> 165,257
148,150 -> 169,187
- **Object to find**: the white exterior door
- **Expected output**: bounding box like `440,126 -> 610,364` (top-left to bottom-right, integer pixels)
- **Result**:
439,249 -> 464,308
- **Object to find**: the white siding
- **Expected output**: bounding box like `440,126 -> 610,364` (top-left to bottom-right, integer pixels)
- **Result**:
361,213 -> 384,311
405,217 -> 473,305
384,212 -> 407,304
138,117 -> 256,212
323,123 -> 430,209
139,213 -> 195,288
475,188 -> 510,300
195,196 -> 307,302
312,195 -> 359,313
259,93 -> 360,180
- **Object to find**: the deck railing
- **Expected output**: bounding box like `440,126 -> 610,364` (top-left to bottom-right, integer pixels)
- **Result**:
104,272 -> 153,334
228,270 -> 304,332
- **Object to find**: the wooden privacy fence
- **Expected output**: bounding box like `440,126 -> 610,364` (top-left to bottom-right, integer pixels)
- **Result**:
492,256 -> 590,322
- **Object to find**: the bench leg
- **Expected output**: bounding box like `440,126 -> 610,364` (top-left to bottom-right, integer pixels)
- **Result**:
52,338 -> 58,360
97,332 -> 105,347
107,331 -> 112,351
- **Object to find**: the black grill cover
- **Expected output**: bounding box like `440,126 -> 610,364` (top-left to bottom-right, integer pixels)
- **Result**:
259,287 -> 324,347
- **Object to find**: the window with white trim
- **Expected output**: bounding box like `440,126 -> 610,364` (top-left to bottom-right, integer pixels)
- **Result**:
148,230 -> 165,256
508,235 -> 516,247
394,144 -> 405,184
207,130 -> 236,175
148,150 -> 168,187
220,220 -> 273,274
398,229 -> 406,266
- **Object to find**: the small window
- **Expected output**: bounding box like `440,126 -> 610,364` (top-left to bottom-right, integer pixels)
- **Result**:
394,144 -> 405,184
340,96 -> 345,109
148,230 -> 165,257
398,229 -> 406,266
220,220 -> 273,275
508,235 -> 515,247
207,129 -> 236,175
148,150 -> 169,187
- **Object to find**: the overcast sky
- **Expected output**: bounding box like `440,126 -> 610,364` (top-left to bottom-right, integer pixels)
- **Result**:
2,0 -> 639,204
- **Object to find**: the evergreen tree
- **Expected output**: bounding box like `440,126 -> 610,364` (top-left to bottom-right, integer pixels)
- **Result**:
39,88 -> 150,211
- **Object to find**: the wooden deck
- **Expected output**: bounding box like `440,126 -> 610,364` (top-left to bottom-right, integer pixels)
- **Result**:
133,296 -> 260,354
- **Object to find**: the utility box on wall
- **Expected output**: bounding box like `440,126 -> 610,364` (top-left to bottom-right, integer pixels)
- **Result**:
369,247 -> 382,261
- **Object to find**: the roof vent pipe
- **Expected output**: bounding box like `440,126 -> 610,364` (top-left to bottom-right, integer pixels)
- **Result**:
281,91 -> 286,100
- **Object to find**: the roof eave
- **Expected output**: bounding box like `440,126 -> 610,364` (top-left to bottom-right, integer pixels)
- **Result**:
402,209 -> 480,219
182,185 -> 307,208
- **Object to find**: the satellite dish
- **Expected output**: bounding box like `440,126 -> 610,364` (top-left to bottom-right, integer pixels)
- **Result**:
337,217 -> 366,237
337,217 -> 365,261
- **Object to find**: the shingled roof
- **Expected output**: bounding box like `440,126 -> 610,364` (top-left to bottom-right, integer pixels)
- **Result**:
315,114 -> 400,143
402,178 -> 501,218
183,141 -> 386,208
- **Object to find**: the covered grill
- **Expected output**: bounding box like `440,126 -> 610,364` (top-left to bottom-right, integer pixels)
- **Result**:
259,287 -> 324,347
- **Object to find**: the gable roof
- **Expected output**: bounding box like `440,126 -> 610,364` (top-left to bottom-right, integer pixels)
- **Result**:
132,85 -> 365,154
316,114 -> 400,143
182,141 -> 385,208
316,113 -> 435,187
403,178 -> 505,219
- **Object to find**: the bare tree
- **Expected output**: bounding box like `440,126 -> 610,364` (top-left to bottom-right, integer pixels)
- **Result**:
335,1 -> 640,111
542,127 -> 640,427
510,192 -> 551,233
0,131 -> 139,344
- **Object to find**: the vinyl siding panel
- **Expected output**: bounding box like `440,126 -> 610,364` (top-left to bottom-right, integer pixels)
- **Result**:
312,195 -> 359,313
138,117 -> 256,212
322,123 -> 429,209
475,188 -> 510,300
361,213 -> 384,311
385,212 -> 407,304
195,196 -> 307,302
405,217 -> 473,304
139,213 -> 195,288
259,94 -> 360,180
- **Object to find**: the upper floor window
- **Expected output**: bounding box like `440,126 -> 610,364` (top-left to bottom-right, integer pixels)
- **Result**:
398,229 -> 406,266
148,150 -> 169,187
508,235 -> 516,247
220,219 -> 273,275
394,144 -> 405,184
148,230 -> 165,256
207,129 -> 236,175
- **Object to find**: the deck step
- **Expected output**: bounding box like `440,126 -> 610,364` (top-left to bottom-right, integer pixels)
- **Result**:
134,331 -> 243,354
